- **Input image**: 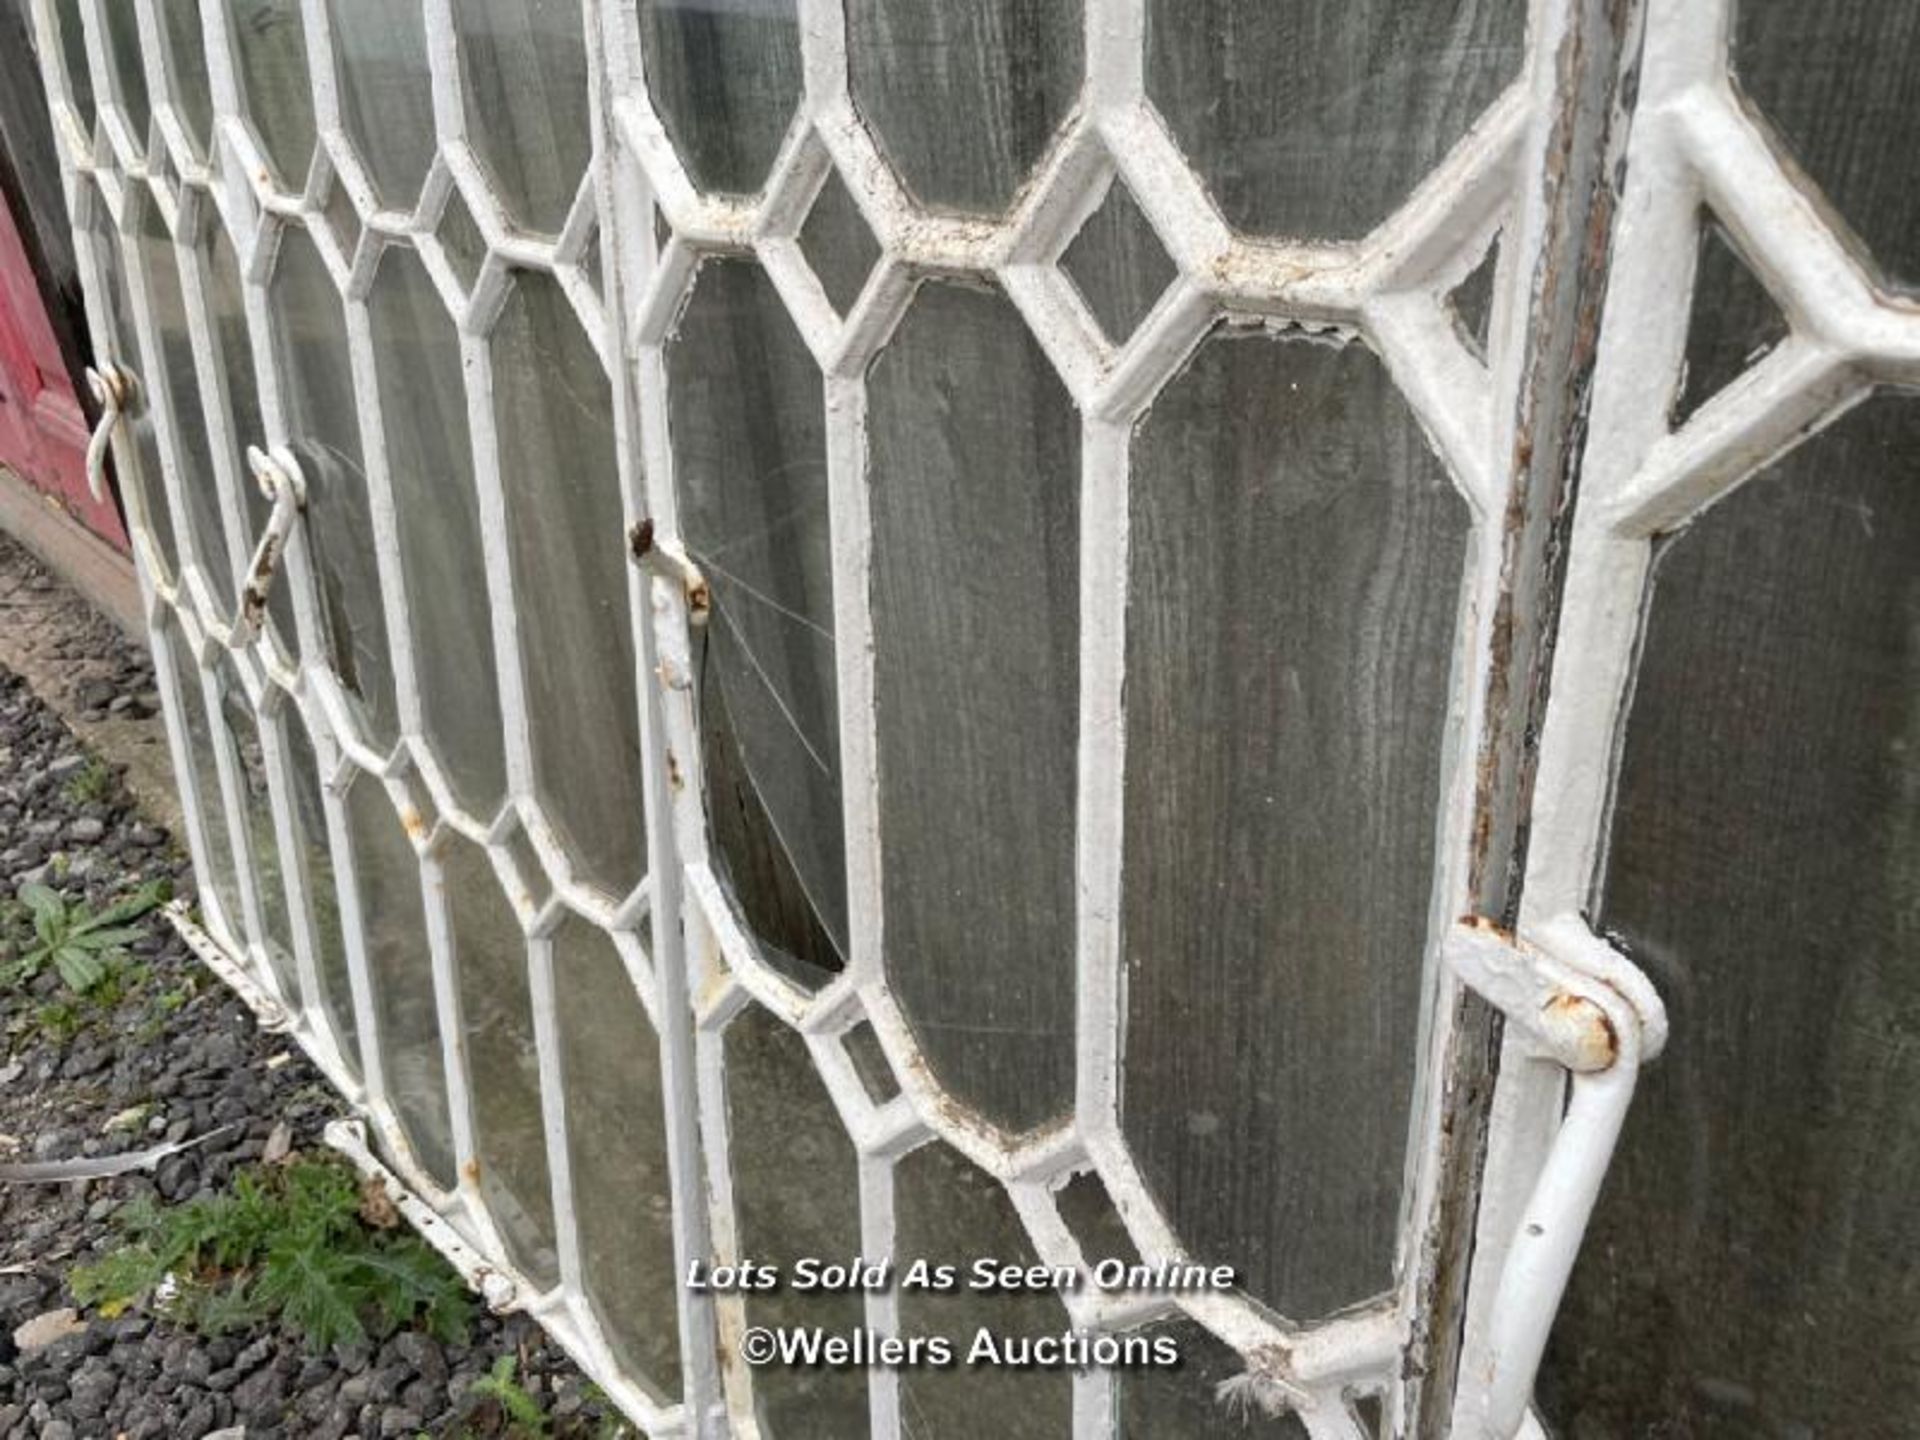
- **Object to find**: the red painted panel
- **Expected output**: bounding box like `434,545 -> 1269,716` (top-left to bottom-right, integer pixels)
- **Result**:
0,191 -> 126,549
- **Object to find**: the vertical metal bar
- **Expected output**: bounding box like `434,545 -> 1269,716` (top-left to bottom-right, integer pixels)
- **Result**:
1413,0 -> 1650,1431
591,1 -> 726,1431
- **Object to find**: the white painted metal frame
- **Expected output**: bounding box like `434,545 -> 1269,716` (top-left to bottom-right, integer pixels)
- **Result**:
41,0 -> 1882,1434
1453,0 -> 1920,1433
607,3 -> 1558,1438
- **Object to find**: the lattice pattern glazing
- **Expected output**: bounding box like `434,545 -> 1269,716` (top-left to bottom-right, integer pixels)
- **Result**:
49,0 -> 1902,1435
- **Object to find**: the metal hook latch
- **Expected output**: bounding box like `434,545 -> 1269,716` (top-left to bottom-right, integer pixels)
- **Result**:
628,518 -> 710,625
1443,915 -> 1668,1439
83,363 -> 137,505
213,446 -> 306,645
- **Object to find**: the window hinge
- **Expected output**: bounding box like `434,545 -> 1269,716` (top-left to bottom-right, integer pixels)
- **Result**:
83,362 -> 137,504
1443,915 -> 1668,1439
210,446 -> 306,645
628,518 -> 710,625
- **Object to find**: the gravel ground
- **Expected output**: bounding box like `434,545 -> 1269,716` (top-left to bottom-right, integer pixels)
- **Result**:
0,544 -> 631,1438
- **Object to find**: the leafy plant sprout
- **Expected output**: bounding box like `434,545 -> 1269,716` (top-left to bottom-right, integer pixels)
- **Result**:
5,880 -> 167,993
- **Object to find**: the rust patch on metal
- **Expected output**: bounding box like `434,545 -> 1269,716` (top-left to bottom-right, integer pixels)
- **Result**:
399,805 -> 428,842
461,1157 -> 482,1185
629,517 -> 654,561
666,749 -> 684,791
1540,991 -> 1617,1071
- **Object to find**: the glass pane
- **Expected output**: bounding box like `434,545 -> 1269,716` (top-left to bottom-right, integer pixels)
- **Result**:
269,225 -> 397,748
344,771 -> 455,1190
200,216 -> 296,644
454,0 -> 592,236
1121,331 -> 1468,1319
327,0 -> 436,212
213,657 -> 300,1004
798,166 -> 880,316
1117,1320 -> 1308,1438
842,1020 -> 898,1105
160,0 -> 214,158
161,613 -> 243,940
103,0 -> 152,145
723,1005 -> 867,1433
1540,393 -> 1920,1433
490,270 -> 646,897
1734,3 -> 1920,289
1146,0 -> 1525,238
442,841 -> 557,1287
1054,1171 -> 1136,1270
1448,236 -> 1499,362
1059,175 -> 1177,346
434,185 -> 487,293
636,0 -> 802,196
669,260 -> 843,985
134,202 -> 233,608
1673,215 -> 1788,425
868,280 -> 1078,1136
86,196 -> 177,581
285,710 -> 360,1075
367,244 -> 507,821
894,1139 -> 1071,1434
553,917 -> 681,1397
227,0 -> 316,191
54,0 -> 95,133
845,0 -> 1083,215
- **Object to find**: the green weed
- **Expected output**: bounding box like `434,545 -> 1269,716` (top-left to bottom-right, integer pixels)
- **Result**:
70,1154 -> 471,1351
32,1000 -> 82,1044
62,759 -> 114,805
5,880 -> 167,994
470,1354 -> 550,1437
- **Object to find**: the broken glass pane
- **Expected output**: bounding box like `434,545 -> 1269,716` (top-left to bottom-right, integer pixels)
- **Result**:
668,259 -> 843,987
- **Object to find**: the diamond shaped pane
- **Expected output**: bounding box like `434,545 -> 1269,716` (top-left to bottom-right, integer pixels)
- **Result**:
1059,173 -> 1177,345
798,164 -> 880,316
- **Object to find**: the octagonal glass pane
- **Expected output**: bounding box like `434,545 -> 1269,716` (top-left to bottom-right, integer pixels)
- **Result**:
868,280 -> 1079,1137
1122,331 -> 1468,1319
